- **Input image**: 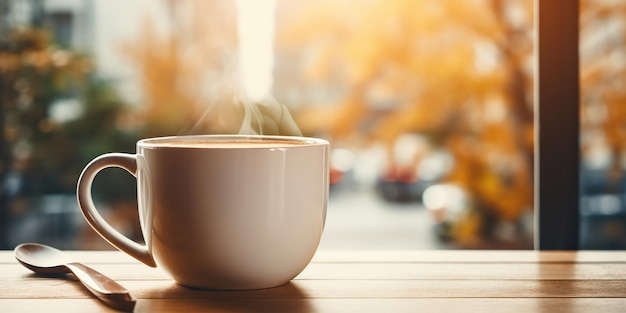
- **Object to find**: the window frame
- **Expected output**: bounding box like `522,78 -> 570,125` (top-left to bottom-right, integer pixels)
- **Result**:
535,0 -> 580,250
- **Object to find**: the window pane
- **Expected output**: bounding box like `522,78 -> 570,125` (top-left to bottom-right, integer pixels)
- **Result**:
580,0 -> 626,249
0,0 -> 535,250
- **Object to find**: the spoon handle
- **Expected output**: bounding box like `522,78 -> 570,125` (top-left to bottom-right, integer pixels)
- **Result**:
65,262 -> 135,312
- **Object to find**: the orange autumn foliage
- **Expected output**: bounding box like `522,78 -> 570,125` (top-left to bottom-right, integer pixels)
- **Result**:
121,0 -> 240,136
280,0 -> 534,224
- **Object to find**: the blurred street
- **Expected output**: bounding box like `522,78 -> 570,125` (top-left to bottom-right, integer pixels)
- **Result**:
6,188 -> 445,251
319,188 -> 444,250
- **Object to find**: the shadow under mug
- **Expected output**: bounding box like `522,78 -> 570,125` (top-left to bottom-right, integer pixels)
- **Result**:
76,135 -> 329,290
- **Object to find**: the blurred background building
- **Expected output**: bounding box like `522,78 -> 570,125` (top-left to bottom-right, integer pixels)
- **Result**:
0,0 -> 624,250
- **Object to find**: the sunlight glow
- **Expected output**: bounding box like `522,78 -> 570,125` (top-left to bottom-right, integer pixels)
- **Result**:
236,0 -> 276,102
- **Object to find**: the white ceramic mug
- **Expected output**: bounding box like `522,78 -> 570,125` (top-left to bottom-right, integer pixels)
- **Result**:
76,135 -> 329,290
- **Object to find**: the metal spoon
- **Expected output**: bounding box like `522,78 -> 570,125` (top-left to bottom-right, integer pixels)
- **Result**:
14,243 -> 135,312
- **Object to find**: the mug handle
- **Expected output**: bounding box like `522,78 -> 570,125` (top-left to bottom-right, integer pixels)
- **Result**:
76,153 -> 156,267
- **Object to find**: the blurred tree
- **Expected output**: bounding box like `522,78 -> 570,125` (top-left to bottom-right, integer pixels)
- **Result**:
0,27 -> 137,248
0,28 -> 136,193
279,0 -> 534,247
121,0 -> 241,137
580,0 -> 626,186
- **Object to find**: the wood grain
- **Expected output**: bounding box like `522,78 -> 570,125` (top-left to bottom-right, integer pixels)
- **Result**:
1,251 -> 626,313
3,261 -> 625,281
3,250 -> 626,264
2,298 -> 626,313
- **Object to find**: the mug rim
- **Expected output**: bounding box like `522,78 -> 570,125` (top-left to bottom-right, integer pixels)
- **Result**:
138,134 -> 329,149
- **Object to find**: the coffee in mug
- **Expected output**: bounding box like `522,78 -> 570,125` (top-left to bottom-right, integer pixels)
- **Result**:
76,135 -> 329,290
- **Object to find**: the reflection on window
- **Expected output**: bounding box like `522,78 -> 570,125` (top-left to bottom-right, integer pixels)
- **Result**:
3,0 -> 618,251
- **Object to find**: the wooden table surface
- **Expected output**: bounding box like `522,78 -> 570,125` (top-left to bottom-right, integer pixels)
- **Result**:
1,250 -> 626,312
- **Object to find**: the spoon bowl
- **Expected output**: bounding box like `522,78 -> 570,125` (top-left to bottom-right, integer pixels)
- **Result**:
14,243 -> 135,311
15,243 -> 72,275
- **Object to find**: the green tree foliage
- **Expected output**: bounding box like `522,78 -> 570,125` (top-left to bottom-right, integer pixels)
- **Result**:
0,28 -> 138,215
